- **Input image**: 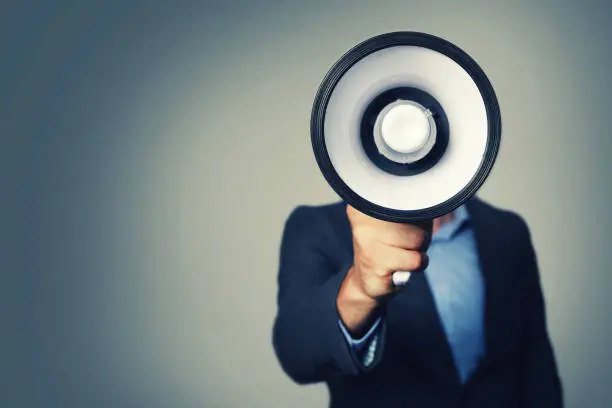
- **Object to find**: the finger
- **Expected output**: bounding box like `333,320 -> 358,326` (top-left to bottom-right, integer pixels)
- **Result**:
398,219 -> 433,251
347,204 -> 381,227
387,252 -> 429,288
376,224 -> 429,251
347,205 -> 431,250
373,246 -> 426,276
387,249 -> 426,273
346,204 -> 398,228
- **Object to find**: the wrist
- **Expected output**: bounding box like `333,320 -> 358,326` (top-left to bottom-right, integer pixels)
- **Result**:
337,266 -> 380,336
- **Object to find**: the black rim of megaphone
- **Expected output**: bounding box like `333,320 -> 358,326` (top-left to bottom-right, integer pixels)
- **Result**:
310,31 -> 501,223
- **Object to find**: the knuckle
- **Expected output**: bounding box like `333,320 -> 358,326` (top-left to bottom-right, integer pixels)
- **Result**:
405,251 -> 422,270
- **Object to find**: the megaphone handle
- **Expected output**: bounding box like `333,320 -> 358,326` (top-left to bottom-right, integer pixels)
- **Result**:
392,219 -> 433,287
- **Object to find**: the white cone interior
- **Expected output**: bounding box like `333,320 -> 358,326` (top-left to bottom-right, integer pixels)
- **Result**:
324,45 -> 488,211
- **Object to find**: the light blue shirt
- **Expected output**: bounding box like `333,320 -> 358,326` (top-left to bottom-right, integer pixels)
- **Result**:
339,205 -> 485,383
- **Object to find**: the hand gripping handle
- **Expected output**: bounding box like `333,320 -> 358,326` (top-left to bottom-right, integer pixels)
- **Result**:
392,219 -> 433,286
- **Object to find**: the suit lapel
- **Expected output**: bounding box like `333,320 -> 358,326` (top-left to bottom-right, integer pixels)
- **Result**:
386,247 -> 461,389
464,197 -> 518,385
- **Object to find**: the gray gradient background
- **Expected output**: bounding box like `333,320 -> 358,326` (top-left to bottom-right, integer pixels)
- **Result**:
3,1 -> 612,407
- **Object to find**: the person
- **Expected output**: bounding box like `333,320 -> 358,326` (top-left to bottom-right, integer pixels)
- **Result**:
272,196 -> 562,408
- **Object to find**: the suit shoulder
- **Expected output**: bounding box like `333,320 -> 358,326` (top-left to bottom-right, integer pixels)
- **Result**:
469,196 -> 530,238
285,201 -> 346,225
283,201 -> 350,246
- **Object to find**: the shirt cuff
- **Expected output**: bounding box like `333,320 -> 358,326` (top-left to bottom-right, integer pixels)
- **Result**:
337,316 -> 382,353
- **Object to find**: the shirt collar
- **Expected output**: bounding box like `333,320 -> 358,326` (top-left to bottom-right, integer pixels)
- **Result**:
431,204 -> 471,242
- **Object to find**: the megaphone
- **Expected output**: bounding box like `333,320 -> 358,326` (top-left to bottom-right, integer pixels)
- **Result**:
310,32 -> 501,285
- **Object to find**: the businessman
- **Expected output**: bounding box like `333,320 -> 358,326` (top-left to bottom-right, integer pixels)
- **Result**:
273,196 -> 562,407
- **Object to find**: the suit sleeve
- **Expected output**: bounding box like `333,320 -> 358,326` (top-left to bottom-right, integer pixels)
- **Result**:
272,206 -> 385,384
517,216 -> 563,407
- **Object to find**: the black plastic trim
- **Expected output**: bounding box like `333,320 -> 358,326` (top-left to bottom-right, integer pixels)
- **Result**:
311,31 -> 501,222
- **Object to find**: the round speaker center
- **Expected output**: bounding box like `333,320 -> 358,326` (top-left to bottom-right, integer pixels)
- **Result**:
373,100 -> 437,164
381,103 -> 430,153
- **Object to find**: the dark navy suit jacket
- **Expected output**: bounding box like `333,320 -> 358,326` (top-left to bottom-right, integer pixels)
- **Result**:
272,196 -> 562,408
